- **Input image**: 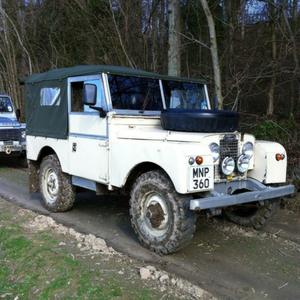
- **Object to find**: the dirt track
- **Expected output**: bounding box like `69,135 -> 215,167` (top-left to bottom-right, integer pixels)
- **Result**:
0,157 -> 299,299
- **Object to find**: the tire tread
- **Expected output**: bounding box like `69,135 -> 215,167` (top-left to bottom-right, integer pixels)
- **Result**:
130,170 -> 196,254
39,154 -> 76,212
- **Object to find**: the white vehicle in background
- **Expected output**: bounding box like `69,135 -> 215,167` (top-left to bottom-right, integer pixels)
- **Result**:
21,66 -> 294,254
0,93 -> 26,166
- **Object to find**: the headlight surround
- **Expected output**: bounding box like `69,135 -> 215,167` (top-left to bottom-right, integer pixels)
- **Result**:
237,155 -> 250,173
221,157 -> 235,176
209,142 -> 219,162
242,141 -> 254,159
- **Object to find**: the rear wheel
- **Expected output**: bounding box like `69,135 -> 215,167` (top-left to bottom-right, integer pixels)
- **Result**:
223,198 -> 280,230
130,170 -> 196,254
39,154 -> 76,212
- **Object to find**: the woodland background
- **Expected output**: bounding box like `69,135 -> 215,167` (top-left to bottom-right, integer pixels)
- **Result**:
0,0 -> 299,155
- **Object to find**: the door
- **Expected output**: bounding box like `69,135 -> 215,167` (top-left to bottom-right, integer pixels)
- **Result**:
68,75 -> 109,184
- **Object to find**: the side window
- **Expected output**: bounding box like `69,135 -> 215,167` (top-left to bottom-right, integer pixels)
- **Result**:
71,79 -> 106,112
40,87 -> 61,106
71,81 -> 83,112
108,75 -> 162,111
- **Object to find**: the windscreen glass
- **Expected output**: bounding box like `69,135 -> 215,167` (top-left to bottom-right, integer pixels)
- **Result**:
162,81 -> 208,109
108,75 -> 163,111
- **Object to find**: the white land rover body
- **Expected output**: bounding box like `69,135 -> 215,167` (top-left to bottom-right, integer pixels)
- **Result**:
22,66 -> 294,254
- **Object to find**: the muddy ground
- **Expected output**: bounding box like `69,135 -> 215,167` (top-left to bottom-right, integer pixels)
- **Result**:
0,157 -> 299,299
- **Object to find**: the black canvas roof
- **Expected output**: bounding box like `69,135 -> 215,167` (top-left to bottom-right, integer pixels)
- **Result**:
24,65 -> 206,84
24,65 -> 206,140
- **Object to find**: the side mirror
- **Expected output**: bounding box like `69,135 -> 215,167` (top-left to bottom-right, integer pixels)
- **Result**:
83,84 -> 97,106
16,108 -> 21,119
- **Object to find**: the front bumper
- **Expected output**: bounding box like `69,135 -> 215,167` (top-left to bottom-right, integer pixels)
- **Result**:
190,178 -> 295,210
0,142 -> 26,155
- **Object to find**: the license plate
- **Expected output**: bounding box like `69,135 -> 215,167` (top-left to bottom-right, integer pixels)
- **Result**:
189,166 -> 213,191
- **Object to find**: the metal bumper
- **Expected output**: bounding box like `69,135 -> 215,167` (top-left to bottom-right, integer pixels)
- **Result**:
0,143 -> 25,155
190,178 -> 295,210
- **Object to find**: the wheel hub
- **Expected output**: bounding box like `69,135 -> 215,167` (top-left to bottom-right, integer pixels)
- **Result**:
146,203 -> 165,228
44,169 -> 59,202
143,194 -> 170,237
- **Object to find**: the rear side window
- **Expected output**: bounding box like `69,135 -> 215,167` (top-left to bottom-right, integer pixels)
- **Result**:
108,75 -> 163,111
40,87 -> 61,106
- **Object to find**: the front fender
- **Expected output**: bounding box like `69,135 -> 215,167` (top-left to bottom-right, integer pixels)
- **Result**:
248,141 -> 287,184
110,139 -> 213,194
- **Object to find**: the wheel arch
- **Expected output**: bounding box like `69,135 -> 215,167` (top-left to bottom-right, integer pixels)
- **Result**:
122,162 -> 170,194
37,146 -> 56,162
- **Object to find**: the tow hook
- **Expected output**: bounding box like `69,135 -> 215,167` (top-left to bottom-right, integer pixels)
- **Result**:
206,207 -> 222,218
5,148 -> 11,154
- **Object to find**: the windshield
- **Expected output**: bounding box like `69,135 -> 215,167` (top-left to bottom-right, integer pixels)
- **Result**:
107,74 -> 208,112
108,75 -> 163,111
0,96 -> 13,112
162,81 -> 208,110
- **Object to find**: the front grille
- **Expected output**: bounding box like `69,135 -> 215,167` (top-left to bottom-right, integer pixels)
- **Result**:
215,134 -> 240,181
0,129 -> 20,141
219,135 -> 239,162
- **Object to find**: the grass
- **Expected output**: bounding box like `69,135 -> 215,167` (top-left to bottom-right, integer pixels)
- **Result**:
0,200 -> 179,300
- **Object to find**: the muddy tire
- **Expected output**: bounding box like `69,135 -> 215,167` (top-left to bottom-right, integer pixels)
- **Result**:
39,154 -> 76,212
19,152 -> 28,168
130,170 -> 196,254
223,198 -> 280,230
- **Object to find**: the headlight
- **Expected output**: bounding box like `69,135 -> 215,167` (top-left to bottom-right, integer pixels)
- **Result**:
209,142 -> 219,162
21,131 -> 26,139
221,157 -> 235,176
237,155 -> 250,173
242,142 -> 253,159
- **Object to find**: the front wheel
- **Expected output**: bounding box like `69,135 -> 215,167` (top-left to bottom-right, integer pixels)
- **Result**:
130,170 -> 196,254
39,154 -> 76,212
19,152 -> 28,168
223,198 -> 280,230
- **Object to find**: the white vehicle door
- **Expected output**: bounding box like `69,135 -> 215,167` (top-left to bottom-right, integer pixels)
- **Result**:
68,75 -> 109,184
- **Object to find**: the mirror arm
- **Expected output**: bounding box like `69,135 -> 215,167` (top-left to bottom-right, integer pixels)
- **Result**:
91,107 -> 107,118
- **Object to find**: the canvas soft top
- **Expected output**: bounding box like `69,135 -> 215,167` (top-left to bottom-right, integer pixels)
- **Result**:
23,65 -> 207,140
23,65 -> 206,85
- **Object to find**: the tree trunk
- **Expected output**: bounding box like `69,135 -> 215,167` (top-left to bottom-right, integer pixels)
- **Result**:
267,0 -> 277,115
168,0 -> 181,76
282,0 -> 299,118
200,0 -> 223,109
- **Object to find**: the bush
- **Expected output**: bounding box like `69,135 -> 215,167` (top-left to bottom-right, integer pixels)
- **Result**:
252,114 -> 297,144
